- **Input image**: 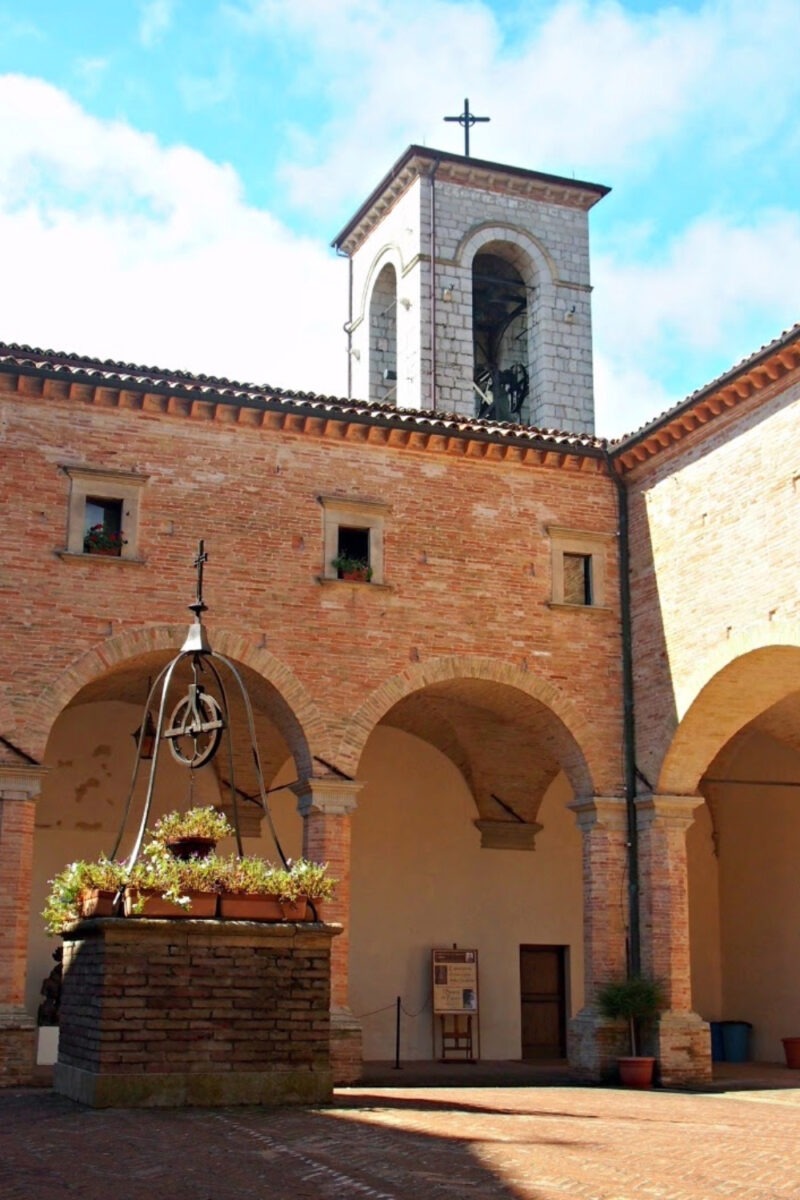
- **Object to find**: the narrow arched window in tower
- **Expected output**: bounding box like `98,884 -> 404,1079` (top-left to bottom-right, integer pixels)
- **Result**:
369,262 -> 398,404
472,250 -> 530,422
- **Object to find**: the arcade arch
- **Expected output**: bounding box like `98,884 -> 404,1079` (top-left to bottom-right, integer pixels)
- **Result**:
660,645 -> 800,1063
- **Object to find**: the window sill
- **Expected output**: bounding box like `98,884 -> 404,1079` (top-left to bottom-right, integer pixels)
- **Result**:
57,550 -> 146,564
317,576 -> 392,590
547,601 -> 613,613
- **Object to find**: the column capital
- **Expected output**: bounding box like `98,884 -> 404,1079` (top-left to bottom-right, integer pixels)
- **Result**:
635,793 -> 704,829
292,776 -> 363,817
568,794 -> 627,832
0,765 -> 49,801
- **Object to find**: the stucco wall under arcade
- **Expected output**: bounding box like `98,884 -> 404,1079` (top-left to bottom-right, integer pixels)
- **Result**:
349,728 -> 583,1062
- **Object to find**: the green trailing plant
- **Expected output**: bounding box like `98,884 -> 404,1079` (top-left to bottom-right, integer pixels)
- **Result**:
596,975 -> 666,1056
289,858 -> 337,901
148,806 -> 234,845
331,553 -> 372,581
42,857 -> 127,935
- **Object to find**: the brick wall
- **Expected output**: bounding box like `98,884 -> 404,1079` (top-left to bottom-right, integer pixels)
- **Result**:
56,918 -> 339,1107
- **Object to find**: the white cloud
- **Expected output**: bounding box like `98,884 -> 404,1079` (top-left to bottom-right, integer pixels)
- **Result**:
593,209 -> 800,436
139,0 -> 174,48
0,76 -> 348,395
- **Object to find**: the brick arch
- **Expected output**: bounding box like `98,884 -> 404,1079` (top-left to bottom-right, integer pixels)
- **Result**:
657,630 -> 800,795
333,655 -> 596,794
19,625 -> 328,774
454,221 -> 557,285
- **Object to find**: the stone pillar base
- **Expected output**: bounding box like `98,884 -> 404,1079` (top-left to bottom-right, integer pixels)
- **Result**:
330,1007 -> 363,1085
0,1007 -> 37,1087
54,1062 -> 333,1109
567,1006 -> 626,1081
655,1012 -> 711,1087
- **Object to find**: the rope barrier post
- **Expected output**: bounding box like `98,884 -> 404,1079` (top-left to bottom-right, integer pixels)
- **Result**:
394,995 -> 401,1069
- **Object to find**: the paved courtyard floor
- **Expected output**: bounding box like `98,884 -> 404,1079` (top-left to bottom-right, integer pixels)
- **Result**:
3,1076 -> 799,1200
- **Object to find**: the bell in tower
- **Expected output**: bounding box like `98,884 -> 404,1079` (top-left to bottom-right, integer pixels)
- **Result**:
332,140 -> 609,435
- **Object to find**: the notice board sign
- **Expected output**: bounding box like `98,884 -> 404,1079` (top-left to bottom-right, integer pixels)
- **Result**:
432,948 -> 479,1014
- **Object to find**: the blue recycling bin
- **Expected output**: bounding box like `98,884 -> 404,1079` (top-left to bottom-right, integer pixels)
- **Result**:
721,1021 -> 752,1063
710,1021 -> 725,1062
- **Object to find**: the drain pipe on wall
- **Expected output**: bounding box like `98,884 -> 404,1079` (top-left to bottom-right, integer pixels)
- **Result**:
429,156 -> 441,411
607,451 -> 641,977
336,247 -> 354,400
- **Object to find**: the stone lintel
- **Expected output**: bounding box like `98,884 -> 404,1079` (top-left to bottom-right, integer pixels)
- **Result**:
293,777 -> 363,817
473,820 -> 542,850
635,793 -> 704,829
0,766 -> 48,801
568,794 -> 628,832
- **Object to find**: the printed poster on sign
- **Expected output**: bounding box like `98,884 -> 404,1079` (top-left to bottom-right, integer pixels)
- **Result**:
432,949 -> 479,1014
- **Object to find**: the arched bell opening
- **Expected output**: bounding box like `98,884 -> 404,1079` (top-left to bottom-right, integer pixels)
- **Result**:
27,647 -> 308,1019
346,675 -> 591,1063
472,244 -> 532,423
368,261 -> 398,404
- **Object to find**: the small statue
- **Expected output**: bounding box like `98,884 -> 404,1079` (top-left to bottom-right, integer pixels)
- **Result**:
37,946 -> 62,1026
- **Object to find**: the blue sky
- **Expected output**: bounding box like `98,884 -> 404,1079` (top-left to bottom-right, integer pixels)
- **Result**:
0,0 -> 798,436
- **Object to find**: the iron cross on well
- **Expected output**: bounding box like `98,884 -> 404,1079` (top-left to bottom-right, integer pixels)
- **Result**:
190,539 -> 209,618
444,98 -> 490,157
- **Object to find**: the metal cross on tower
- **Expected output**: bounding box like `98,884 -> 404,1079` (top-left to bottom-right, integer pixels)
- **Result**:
444,98 -> 490,157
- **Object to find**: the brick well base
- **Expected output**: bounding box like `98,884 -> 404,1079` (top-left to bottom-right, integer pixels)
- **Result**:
55,918 -> 341,1108
0,1007 -> 37,1087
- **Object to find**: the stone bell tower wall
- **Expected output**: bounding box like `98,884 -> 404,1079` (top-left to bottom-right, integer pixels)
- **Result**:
340,149 -> 605,434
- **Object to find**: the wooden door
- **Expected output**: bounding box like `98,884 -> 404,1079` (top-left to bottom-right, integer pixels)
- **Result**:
519,945 -> 566,1060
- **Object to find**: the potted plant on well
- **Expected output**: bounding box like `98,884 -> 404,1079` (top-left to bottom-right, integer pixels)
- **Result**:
83,524 -> 127,556
124,845 -> 220,918
215,855 -> 336,921
596,974 -> 666,1088
331,553 -> 372,582
42,857 -> 128,934
148,805 -> 234,860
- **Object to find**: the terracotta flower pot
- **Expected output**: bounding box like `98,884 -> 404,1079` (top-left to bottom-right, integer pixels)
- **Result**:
218,894 -> 309,921
618,1056 -> 656,1088
782,1037 -> 800,1069
124,888 -> 218,918
79,888 -> 119,919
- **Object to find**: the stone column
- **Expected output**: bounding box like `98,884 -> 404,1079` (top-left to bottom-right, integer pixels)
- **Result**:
636,793 -> 711,1086
293,776 -> 363,1084
0,765 -> 47,1087
567,795 -> 630,1078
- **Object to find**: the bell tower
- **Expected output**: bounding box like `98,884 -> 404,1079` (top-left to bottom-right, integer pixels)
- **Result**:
332,146 -> 609,434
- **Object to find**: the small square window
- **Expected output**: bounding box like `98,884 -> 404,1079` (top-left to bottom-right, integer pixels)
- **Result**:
547,526 -> 612,609
62,466 -> 147,560
319,495 -> 389,585
84,497 -> 125,556
563,552 -> 593,606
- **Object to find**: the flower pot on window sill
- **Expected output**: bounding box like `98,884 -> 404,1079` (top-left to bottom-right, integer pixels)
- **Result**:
85,547 -> 122,557
340,569 -> 370,582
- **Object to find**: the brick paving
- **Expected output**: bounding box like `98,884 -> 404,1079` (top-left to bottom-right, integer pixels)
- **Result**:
2,1082 -> 799,1200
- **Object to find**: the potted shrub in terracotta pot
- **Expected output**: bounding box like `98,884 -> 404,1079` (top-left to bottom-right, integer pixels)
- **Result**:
596,975 -> 666,1088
